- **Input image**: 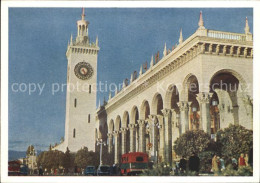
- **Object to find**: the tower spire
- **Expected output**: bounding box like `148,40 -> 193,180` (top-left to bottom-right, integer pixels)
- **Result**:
245,17 -> 250,34
198,11 -> 205,29
81,8 -> 85,20
179,28 -> 183,44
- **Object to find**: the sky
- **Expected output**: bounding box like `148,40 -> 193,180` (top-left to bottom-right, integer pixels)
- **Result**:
8,8 -> 253,151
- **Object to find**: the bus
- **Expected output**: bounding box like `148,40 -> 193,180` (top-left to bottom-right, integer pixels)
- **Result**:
120,152 -> 148,175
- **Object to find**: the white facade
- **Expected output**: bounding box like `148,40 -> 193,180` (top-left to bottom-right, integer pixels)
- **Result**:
55,11 -> 253,164
96,13 -> 253,164
54,10 -> 99,152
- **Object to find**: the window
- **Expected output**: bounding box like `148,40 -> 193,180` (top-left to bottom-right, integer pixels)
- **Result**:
136,156 -> 144,162
89,85 -> 91,94
74,98 -> 77,108
88,114 -> 91,123
73,129 -> 76,138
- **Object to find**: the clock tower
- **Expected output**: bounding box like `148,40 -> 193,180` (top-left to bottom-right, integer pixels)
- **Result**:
54,9 -> 99,152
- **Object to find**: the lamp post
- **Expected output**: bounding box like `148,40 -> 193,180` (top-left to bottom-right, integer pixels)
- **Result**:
96,138 -> 106,166
212,99 -> 219,133
146,121 -> 161,164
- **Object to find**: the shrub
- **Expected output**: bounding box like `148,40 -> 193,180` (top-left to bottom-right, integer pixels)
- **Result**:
141,163 -> 172,176
216,124 -> 253,159
173,130 -> 212,157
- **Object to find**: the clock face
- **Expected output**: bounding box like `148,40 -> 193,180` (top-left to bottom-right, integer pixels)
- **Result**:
74,62 -> 94,80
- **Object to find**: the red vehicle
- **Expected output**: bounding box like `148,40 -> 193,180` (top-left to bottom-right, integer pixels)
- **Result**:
8,160 -> 28,176
120,152 -> 148,175
8,160 -> 21,176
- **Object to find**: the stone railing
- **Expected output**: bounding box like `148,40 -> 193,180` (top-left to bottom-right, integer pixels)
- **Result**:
207,30 -> 246,41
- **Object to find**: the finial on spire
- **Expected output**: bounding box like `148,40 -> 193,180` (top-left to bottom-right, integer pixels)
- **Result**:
179,28 -> 183,44
81,8 -> 85,20
115,85 -> 118,94
139,65 -> 143,75
70,34 -> 73,45
198,11 -> 205,29
245,17 -> 250,34
96,36 -> 99,46
150,55 -> 154,68
109,91 -> 112,100
163,43 -> 167,57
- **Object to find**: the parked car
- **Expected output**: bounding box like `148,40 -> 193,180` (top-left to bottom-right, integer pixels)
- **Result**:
96,165 -> 110,176
84,166 -> 96,176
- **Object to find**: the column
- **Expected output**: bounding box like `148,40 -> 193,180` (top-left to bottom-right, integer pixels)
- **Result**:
107,133 -> 113,154
161,109 -> 172,166
128,124 -> 136,152
113,131 -> 120,164
138,120 -> 146,153
196,92 -> 212,134
121,128 -> 127,155
242,96 -> 253,129
148,115 -> 159,164
177,101 -> 189,134
157,115 -> 165,163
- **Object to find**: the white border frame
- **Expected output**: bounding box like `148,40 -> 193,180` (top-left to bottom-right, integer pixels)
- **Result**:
1,1 -> 260,183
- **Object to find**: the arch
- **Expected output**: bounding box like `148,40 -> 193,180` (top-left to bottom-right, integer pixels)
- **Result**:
151,93 -> 164,115
209,69 -> 247,91
115,115 -> 121,131
130,106 -> 139,124
209,69 -> 245,126
108,119 -> 114,133
140,100 -> 150,120
165,84 -> 180,110
122,111 -> 130,128
182,74 -> 200,102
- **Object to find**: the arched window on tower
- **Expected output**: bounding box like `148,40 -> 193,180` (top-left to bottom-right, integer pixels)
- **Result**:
73,129 -> 76,138
88,114 -> 91,123
74,98 -> 77,108
89,85 -> 91,94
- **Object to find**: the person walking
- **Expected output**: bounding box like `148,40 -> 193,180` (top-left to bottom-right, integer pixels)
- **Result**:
211,154 -> 219,175
38,165 -> 43,176
232,157 -> 238,170
189,152 -> 200,175
219,157 -> 225,171
238,153 -> 246,168
179,156 -> 187,173
244,153 -> 249,166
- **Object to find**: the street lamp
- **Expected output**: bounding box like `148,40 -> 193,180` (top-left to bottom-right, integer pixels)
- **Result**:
146,121 -> 160,164
96,138 -> 106,166
176,113 -> 180,127
212,99 -> 219,135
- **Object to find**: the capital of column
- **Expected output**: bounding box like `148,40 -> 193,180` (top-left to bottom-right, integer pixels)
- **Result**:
107,133 -> 113,138
161,108 -> 172,117
128,123 -> 137,130
112,131 -> 120,137
137,119 -> 146,127
120,127 -> 128,134
177,101 -> 189,111
148,115 -> 158,124
196,92 -> 213,104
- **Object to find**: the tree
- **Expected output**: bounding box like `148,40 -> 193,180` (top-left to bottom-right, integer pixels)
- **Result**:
37,150 -> 65,171
173,130 -> 212,157
61,147 -> 74,170
74,147 -> 99,168
216,124 -> 253,159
